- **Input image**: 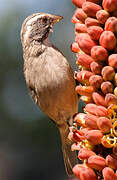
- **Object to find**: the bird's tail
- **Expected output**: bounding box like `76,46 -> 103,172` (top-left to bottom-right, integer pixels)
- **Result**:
59,126 -> 78,176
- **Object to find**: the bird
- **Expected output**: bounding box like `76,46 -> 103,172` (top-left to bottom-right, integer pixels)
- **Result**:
20,12 -> 78,176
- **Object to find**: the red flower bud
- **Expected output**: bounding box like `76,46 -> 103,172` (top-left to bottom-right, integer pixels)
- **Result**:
78,148 -> 96,160
87,155 -> 106,170
76,33 -> 97,55
85,103 -> 107,116
105,17 -> 117,33
87,26 -> 103,41
74,8 -> 87,23
90,61 -> 102,74
92,92 -> 106,107
108,54 -> 117,69
84,130 -> 103,145
80,166 -> 97,180
72,164 -> 85,179
82,2 -> 102,17
91,45 -> 108,61
85,114 -> 99,129
102,167 -> 117,180
72,0 -> 86,8
97,117 -> 112,133
101,66 -> 115,81
106,154 -> 117,170
73,164 -> 97,180
101,81 -> 113,94
99,31 -> 116,50
105,93 -> 117,106
102,0 -> 117,12
76,53 -> 94,69
75,23 -> 87,33
96,10 -> 109,24
85,17 -> 100,27
89,75 -> 103,89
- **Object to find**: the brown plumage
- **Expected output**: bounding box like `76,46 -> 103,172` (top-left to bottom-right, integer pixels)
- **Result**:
20,13 -> 78,175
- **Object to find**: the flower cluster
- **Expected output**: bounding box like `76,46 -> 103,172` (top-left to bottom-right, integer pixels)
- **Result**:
69,0 -> 117,179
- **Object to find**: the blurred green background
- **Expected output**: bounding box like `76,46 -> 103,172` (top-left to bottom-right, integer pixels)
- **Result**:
0,0 -> 78,179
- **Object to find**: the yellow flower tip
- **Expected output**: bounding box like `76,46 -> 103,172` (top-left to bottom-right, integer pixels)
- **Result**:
101,134 -> 116,148
107,104 -> 117,120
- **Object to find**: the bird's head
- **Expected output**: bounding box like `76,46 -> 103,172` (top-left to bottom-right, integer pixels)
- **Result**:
21,13 -> 63,45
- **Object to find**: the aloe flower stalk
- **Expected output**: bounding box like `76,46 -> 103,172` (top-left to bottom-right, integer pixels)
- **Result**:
69,0 -> 117,179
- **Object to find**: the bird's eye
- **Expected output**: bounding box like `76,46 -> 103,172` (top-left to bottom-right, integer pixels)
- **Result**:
42,17 -> 48,23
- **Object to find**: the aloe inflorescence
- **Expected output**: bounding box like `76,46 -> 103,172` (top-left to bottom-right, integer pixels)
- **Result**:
69,0 -> 117,179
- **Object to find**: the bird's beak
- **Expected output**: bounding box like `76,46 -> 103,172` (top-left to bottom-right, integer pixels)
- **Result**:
52,15 -> 63,25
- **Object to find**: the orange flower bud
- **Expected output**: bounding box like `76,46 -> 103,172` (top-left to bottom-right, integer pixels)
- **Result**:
91,45 -> 108,61
90,61 -> 102,74
106,154 -> 117,169
105,17 -> 117,33
92,92 -> 106,107
76,33 -> 97,55
84,130 -> 103,145
96,10 -> 109,24
89,75 -> 103,89
99,31 -> 116,50
102,0 -> 117,12
71,42 -> 80,53
78,148 -> 96,160
76,53 -> 94,69
102,167 -> 117,180
82,2 -> 102,17
97,117 -> 112,133
87,155 -> 106,170
105,93 -> 117,106
75,85 -> 95,96
101,81 -> 113,94
75,70 -> 93,85
75,23 -> 87,33
108,54 -> 117,69
72,0 -> 86,8
85,17 -> 100,27
101,66 -> 115,81
74,8 -> 87,23
85,103 -> 108,116
80,95 -> 93,104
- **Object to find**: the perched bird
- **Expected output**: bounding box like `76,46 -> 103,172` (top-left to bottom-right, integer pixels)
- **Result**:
20,13 -> 78,175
